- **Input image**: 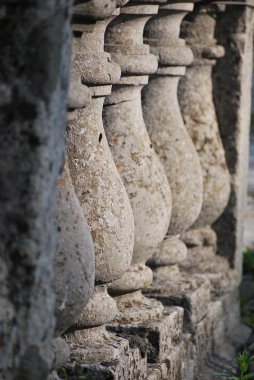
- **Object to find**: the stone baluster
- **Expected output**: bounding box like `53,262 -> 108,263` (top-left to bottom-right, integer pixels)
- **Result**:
177,4 -> 235,296
179,3 -> 231,231
141,0 -> 204,283
55,163 -> 95,336
60,2 -> 146,377
54,79 -> 94,336
103,0 -> 172,324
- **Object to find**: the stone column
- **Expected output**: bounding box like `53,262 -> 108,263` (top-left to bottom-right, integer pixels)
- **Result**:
179,3 -> 230,230
178,3 -> 236,297
54,57 -> 95,337
61,2 -> 147,378
140,1 -> 210,331
0,1 -> 73,379
103,0 -> 172,324
142,1 -> 203,271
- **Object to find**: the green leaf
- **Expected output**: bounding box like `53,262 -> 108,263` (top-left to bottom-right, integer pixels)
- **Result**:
243,373 -> 254,379
213,372 -> 238,379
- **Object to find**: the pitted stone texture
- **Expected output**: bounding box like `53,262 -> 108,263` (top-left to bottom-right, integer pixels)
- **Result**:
74,286 -> 118,328
142,1 -> 203,237
114,290 -> 164,324
109,264 -> 153,295
104,85 -> 171,266
147,346 -> 183,380
104,0 -> 172,324
55,162 -> 95,335
67,97 -> 134,283
147,236 -> 188,267
65,327 -> 147,380
179,246 -> 239,296
0,1 -> 73,378
179,6 -> 231,228
65,349 -> 147,380
142,75 -> 203,236
72,0 -> 118,20
71,4 -> 122,90
105,3 -> 160,76
145,266 -> 211,331
192,301 -> 226,377
182,333 -> 196,380
108,306 -> 183,363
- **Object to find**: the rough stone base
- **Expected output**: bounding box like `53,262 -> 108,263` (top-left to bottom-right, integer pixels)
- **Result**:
65,346 -> 147,380
144,267 -> 211,331
64,327 -> 147,380
107,307 -> 184,363
59,267 -> 246,380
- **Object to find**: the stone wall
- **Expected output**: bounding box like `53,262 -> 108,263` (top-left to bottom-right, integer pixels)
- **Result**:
0,1 -> 253,380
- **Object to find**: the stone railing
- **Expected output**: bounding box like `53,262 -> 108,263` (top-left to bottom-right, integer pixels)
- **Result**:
1,0 -> 253,380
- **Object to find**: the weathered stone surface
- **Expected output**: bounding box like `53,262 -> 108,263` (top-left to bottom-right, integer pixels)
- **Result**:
147,236 -> 188,267
181,226 -> 217,249
104,1 -> 171,323
145,266 -> 211,331
73,286 -> 118,328
114,290 -> 164,324
179,4 -> 231,229
104,83 -> 171,267
65,327 -> 147,379
109,264 -> 153,296
67,73 -> 133,287
147,346 -> 183,380
72,0 -> 118,20
0,1 -> 73,378
142,1 -> 203,237
108,306 -> 184,363
63,5 -> 137,377
179,246 -> 239,296
55,161 -> 95,335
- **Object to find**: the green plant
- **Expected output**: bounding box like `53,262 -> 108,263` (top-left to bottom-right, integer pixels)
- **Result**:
215,350 -> 254,380
243,246 -> 254,273
243,314 -> 254,328
57,366 -> 86,380
57,366 -> 68,380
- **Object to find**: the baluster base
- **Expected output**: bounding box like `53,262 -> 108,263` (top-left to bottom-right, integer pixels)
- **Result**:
107,306 -> 184,364
63,325 -> 147,380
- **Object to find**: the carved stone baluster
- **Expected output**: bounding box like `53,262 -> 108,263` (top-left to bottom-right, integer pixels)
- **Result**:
60,3 -> 147,378
103,0 -> 172,324
178,4 -> 235,296
140,1 -> 211,335
179,3 -> 231,230
54,56 -> 94,339
142,0 -> 203,270
55,159 -> 95,336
